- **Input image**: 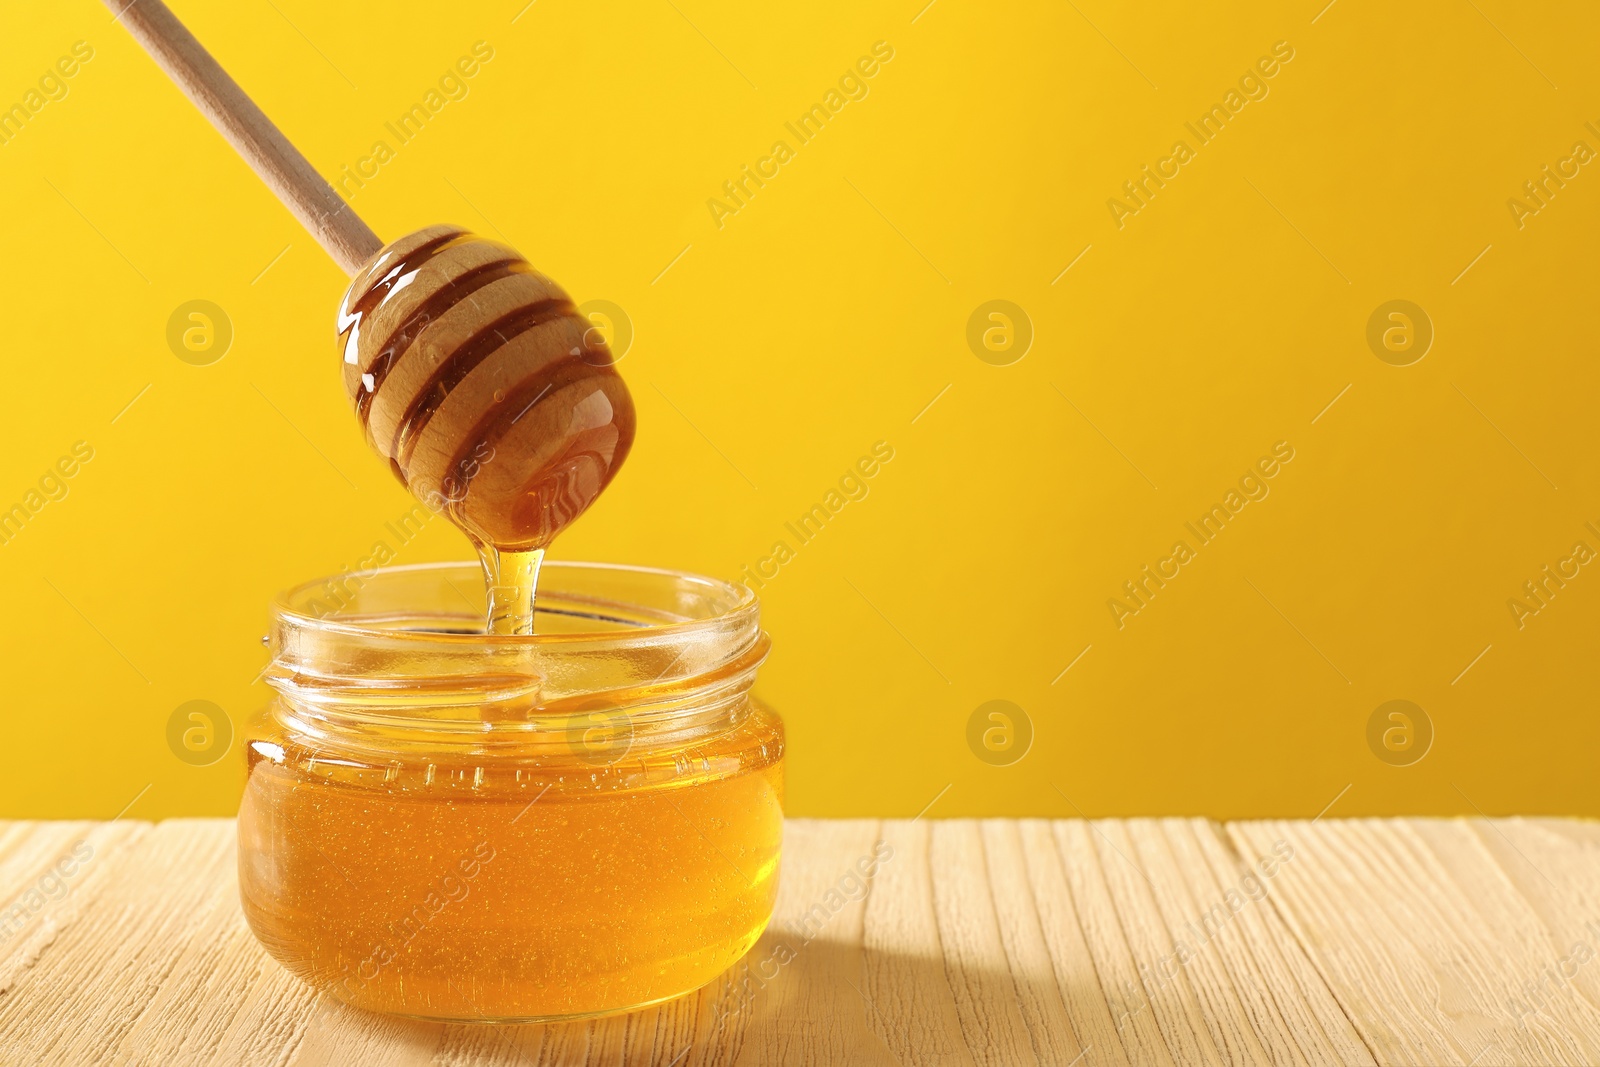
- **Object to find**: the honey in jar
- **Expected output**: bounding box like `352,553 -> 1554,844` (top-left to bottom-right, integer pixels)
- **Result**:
237,561 -> 783,1021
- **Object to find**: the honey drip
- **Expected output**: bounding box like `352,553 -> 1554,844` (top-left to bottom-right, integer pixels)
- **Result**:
479,544 -> 543,636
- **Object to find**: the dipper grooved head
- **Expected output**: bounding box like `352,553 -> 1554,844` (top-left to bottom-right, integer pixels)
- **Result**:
337,226 -> 635,549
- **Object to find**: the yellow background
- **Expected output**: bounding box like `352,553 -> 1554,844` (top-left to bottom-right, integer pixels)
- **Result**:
2,0 -> 1596,822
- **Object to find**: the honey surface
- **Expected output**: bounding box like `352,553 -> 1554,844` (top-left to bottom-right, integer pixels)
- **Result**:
238,705 -> 783,1021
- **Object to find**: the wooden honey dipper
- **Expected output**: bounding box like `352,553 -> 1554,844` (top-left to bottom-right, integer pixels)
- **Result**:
107,0 -> 636,632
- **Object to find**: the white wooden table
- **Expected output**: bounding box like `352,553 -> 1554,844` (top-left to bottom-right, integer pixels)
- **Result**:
1,817 -> 1596,1065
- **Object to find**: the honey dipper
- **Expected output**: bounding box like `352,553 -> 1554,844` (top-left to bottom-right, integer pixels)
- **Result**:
107,0 -> 636,632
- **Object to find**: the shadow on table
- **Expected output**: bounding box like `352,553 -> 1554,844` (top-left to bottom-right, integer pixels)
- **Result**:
306,934 -> 1071,1066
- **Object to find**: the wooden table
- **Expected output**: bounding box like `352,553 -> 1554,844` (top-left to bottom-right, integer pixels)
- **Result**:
2,817 -> 1598,1065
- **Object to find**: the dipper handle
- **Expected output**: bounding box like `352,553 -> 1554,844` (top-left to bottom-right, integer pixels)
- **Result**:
103,0 -> 382,275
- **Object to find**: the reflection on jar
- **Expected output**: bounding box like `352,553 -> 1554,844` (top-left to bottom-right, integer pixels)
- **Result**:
237,561 -> 784,1023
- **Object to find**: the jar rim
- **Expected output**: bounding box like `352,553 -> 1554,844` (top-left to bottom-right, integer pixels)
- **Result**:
264,561 -> 767,745
272,559 -> 758,644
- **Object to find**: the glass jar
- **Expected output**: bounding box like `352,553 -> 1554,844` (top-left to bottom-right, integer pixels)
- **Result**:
237,561 -> 783,1022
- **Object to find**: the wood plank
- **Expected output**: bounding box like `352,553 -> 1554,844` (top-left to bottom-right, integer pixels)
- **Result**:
1230,818 -> 1600,1066
1183,820 -> 1374,1067
4,817 -> 1600,1065
0,819 -> 150,1007
1411,819 -> 1600,1064
113,821 -> 294,1065
1334,817 -> 1590,1065
861,819 -> 977,1065
1233,819 -> 1468,1064
0,819 -> 233,1064
1016,819 -> 1135,1067
980,820 -> 1100,1066
1051,820 -> 1182,1067
1073,819 -> 1225,1067
208,965 -> 321,1067
928,819 -> 1048,1065
1122,819 -> 1277,1067
731,818 -> 896,1066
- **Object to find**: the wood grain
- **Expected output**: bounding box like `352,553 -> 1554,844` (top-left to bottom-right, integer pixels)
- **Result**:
1,818 -> 1598,1065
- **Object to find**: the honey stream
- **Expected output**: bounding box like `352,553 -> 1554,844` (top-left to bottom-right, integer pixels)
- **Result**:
478,544 -> 544,636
